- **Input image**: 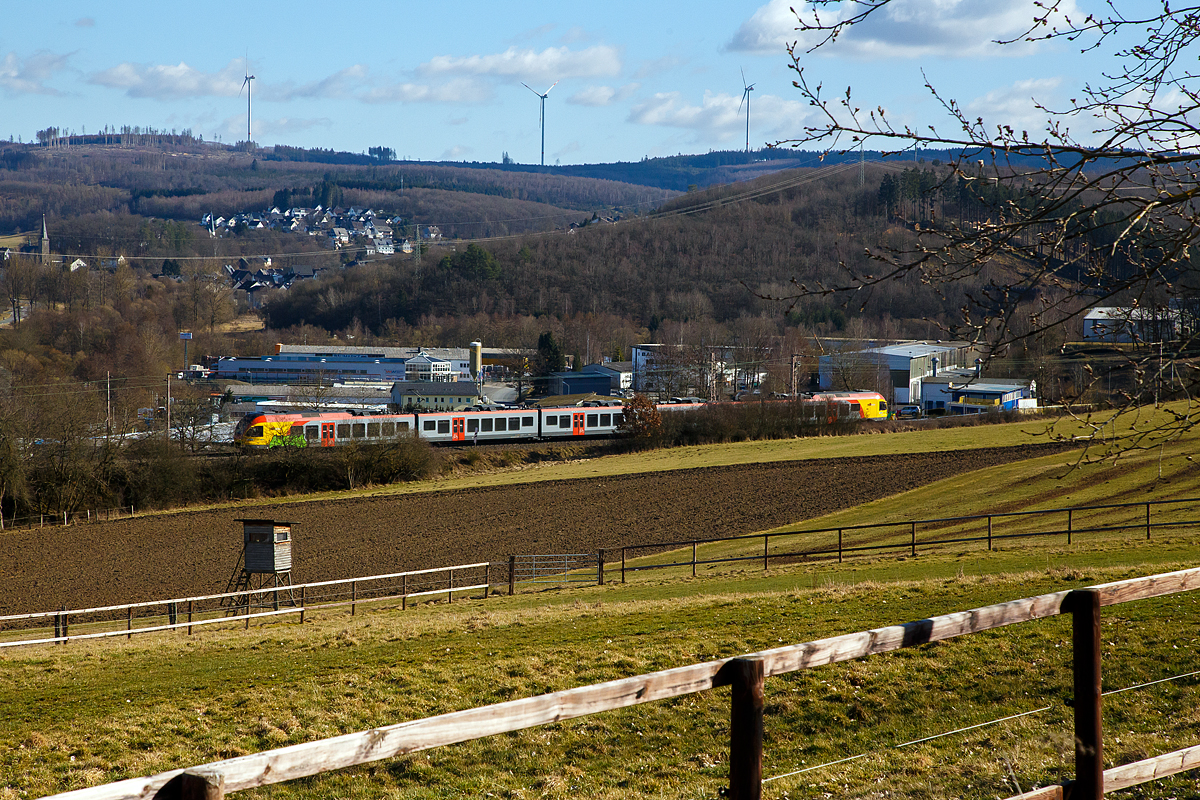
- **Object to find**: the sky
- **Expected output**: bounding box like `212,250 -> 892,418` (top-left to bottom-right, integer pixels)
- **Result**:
2,0 -> 1117,166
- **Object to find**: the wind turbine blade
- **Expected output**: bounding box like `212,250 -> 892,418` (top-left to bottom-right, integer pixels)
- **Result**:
738,92 -> 745,113
740,67 -> 747,88
543,80 -> 559,96
522,82 -> 541,96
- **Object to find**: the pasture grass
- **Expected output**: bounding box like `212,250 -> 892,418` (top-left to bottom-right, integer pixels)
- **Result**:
4,542 -> 1200,800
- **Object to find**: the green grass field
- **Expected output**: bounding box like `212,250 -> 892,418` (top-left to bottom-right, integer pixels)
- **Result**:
4,409 -> 1200,800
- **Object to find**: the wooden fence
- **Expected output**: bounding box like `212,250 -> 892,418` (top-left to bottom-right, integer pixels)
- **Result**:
36,566 -> 1200,800
0,563 -> 493,648
614,496 -> 1200,581
0,504 -> 137,532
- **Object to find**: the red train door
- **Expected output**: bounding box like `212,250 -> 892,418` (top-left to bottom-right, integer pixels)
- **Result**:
572,413 -> 585,436
452,417 -> 466,441
321,422 -> 335,446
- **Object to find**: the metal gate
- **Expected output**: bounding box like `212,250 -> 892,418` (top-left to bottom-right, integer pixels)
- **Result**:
512,554 -> 599,586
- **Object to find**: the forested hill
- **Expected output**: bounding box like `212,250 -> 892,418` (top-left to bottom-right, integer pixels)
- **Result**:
0,145 -> 677,238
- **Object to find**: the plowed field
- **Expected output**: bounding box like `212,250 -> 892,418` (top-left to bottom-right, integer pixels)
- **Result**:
0,445 -> 1064,614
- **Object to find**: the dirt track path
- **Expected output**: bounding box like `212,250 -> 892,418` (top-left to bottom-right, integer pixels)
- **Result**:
0,445 -> 1063,614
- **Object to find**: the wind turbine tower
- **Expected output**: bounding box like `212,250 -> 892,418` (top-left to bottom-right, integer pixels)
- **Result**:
522,80 -> 559,166
240,63 -> 256,147
739,69 -> 755,154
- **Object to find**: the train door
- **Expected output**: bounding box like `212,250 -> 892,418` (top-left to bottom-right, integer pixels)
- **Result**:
321,422 -> 335,447
451,417 -> 466,441
572,412 -> 585,436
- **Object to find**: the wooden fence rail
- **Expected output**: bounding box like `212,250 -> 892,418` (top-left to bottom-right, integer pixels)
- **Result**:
37,565 -> 1200,800
616,496 -> 1200,581
0,563 -> 492,648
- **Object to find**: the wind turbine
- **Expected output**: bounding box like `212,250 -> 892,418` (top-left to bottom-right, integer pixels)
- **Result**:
240,59 -> 255,146
739,69 -> 755,154
522,80 -> 559,166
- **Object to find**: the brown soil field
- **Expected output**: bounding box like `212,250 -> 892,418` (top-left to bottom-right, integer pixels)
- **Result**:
0,445 -> 1064,615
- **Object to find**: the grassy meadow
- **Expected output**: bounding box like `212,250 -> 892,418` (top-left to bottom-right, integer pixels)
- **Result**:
3,407 -> 1200,800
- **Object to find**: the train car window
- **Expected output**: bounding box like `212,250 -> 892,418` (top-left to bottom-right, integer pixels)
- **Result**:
545,415 -> 557,426
600,413 -> 611,426
586,414 -> 598,427
495,418 -> 507,432
367,422 -> 380,437
306,426 -> 319,441
467,419 -> 478,432
561,416 -> 572,427
397,421 -> 409,431
437,420 -> 450,434
615,413 -> 624,425
481,419 -> 493,432
522,416 -> 534,427
248,426 -> 263,438
423,420 -> 436,431
381,422 -> 396,436
337,424 -> 351,438
352,423 -> 366,438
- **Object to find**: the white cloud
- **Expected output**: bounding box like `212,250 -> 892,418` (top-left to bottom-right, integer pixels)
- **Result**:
442,144 -> 473,160
567,83 -> 639,107
363,77 -> 492,104
266,65 -> 368,101
728,0 -> 1080,59
629,90 -> 812,142
965,77 -> 1062,137
420,45 -> 621,83
90,59 -> 244,99
0,51 -> 70,95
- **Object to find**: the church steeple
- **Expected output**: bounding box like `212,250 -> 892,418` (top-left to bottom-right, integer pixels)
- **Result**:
40,214 -> 49,266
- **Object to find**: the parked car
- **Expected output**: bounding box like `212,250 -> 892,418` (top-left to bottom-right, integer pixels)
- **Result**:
895,405 -> 922,419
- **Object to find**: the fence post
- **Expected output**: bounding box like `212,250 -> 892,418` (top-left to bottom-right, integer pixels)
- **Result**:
54,610 -> 62,643
1146,502 -> 1151,540
127,606 -> 133,639
351,580 -> 357,616
402,574 -> 408,610
1068,588 -> 1103,800
838,529 -> 843,563
621,548 -> 626,584
727,657 -> 765,800
763,534 -> 769,570
484,563 -> 491,599
176,767 -> 225,800
188,601 -> 194,635
509,555 -> 517,596
244,593 -> 250,629
1068,509 -> 1073,545
693,541 -> 698,577
448,568 -> 454,604
910,521 -> 916,556
598,549 -> 605,585
987,516 -> 993,551
299,588 -> 305,624
169,602 -> 178,627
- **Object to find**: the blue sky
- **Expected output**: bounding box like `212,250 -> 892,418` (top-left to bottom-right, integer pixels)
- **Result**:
3,0 -> 1109,165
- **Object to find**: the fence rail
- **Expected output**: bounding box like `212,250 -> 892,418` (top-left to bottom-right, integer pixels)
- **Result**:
0,505 -> 137,532
0,562 -> 493,648
37,565 -> 1200,800
615,496 -> 1199,581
